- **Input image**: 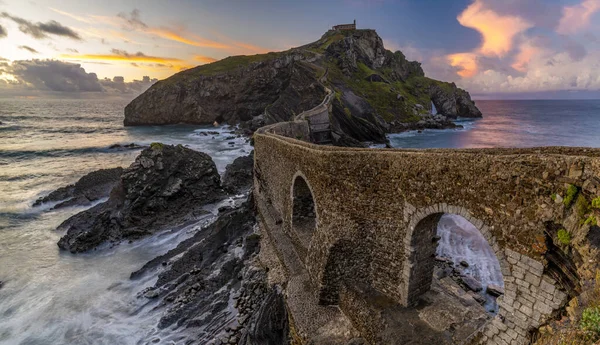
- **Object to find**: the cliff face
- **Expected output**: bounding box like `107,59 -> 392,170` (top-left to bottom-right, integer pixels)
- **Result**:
125,29 -> 482,142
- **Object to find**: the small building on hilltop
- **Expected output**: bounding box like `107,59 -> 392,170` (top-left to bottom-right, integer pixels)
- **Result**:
332,19 -> 356,31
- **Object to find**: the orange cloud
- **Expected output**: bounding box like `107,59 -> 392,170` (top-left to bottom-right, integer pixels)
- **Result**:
557,0 -> 600,34
457,0 -> 532,57
448,53 -> 478,78
60,53 -> 182,64
194,55 -> 217,64
146,28 -> 231,49
511,43 -> 538,72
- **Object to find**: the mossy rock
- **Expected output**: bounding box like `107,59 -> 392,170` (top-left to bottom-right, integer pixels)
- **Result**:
150,142 -> 164,151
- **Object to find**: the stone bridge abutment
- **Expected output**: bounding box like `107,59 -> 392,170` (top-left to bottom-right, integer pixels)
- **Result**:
253,131 -> 600,345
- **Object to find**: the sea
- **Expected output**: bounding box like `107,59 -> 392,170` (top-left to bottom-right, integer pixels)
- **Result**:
0,98 -> 599,344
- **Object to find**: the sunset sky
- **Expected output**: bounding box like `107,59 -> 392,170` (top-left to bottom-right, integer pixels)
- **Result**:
0,0 -> 599,98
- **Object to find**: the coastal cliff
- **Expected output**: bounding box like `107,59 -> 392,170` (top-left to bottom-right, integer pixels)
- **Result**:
125,29 -> 481,143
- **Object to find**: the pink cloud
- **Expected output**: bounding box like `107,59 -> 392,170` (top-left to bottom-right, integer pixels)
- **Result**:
557,0 -> 600,34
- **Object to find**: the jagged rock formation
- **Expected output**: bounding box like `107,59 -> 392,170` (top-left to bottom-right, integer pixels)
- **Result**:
125,29 -> 481,143
222,152 -> 255,194
33,167 -> 123,209
57,144 -> 224,253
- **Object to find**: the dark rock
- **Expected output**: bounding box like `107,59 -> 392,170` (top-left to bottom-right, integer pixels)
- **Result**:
109,143 -> 146,150
486,284 -> 505,297
430,83 -> 482,119
238,287 -> 290,345
222,152 -> 254,194
460,275 -> 483,292
460,260 -> 469,267
33,167 -> 123,209
0,281 -> 3,290
57,144 -> 224,253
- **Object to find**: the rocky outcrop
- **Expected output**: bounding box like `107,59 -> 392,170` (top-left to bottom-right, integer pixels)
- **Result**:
125,29 -> 481,143
222,152 -> 254,194
57,144 -> 224,253
129,197 -> 291,345
430,83 -> 482,118
33,167 -> 123,209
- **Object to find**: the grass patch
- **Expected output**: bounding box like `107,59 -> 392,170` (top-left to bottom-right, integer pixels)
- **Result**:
564,184 -> 579,207
161,51 -> 287,85
557,229 -> 572,245
150,142 -> 164,150
330,61 -> 421,122
584,216 -> 598,226
581,306 -> 600,340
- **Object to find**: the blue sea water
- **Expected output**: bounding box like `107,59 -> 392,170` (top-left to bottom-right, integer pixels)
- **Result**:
388,100 -> 600,148
0,98 -> 598,344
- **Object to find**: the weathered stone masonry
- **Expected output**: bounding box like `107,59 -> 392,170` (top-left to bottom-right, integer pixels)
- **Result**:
253,130 -> 600,344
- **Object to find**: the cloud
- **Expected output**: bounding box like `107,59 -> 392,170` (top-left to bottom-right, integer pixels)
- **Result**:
66,48 -> 78,53
61,49 -> 183,64
18,45 -> 39,54
145,27 -> 231,49
2,59 -> 157,94
457,0 -> 532,57
0,12 -> 82,40
557,0 -> 600,34
99,75 -> 157,93
117,9 -> 147,30
511,42 -> 538,72
6,59 -> 103,91
193,55 -> 217,64
49,7 -> 93,24
447,53 -> 478,77
0,24 -> 6,38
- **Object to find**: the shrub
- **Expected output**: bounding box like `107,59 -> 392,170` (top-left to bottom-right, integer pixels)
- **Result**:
557,229 -> 571,245
575,194 -> 591,218
580,306 -> 600,339
564,184 -> 579,207
592,197 -> 600,209
551,193 -> 557,201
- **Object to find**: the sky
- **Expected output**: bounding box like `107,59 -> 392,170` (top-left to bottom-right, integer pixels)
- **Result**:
0,0 -> 599,98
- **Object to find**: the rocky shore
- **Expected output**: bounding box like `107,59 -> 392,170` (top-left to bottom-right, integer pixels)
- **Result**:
52,144 -> 287,344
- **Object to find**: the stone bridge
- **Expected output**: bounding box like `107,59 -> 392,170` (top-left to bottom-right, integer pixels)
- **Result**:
253,122 -> 600,344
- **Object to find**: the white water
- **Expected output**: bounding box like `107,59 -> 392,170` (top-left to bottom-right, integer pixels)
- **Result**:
431,101 -> 437,115
436,214 -> 504,311
0,98 -> 254,345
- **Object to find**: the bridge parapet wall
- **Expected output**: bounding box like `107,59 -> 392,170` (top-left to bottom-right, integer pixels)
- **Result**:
253,132 -> 600,345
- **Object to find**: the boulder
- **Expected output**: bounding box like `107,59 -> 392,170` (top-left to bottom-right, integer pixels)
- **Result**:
33,167 -> 123,209
57,144 -> 224,253
486,284 -> 505,297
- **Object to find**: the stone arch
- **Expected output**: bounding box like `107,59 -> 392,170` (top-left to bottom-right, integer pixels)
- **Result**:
289,172 -> 318,254
401,204 -> 511,307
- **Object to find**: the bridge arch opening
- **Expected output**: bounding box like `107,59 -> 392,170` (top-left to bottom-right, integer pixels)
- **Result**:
291,174 -> 317,248
407,212 -> 505,314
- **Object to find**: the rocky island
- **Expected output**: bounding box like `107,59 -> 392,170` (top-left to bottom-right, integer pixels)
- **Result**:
125,29 -> 481,145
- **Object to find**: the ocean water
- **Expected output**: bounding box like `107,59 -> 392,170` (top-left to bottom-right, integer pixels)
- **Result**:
0,98 -> 252,345
0,98 -> 598,344
388,99 -> 600,148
